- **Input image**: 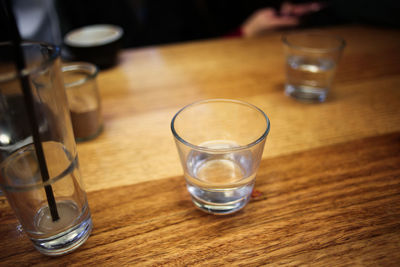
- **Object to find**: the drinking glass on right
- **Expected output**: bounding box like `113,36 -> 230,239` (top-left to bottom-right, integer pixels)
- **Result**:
171,99 -> 270,215
282,32 -> 345,103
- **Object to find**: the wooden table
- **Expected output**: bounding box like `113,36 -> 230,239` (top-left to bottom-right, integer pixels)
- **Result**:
1,25 -> 400,266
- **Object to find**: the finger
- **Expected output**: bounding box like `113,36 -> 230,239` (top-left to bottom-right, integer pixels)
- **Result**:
257,8 -> 276,18
291,2 -> 324,16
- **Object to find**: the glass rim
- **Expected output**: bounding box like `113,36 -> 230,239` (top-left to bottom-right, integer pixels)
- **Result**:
0,41 -> 60,83
282,31 -> 346,53
171,99 -> 270,152
62,62 -> 99,88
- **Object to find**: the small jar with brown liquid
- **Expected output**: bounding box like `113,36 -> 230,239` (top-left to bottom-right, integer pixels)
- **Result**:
62,62 -> 103,141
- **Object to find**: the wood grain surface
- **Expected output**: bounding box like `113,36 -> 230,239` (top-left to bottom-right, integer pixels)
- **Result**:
77,25 -> 400,192
1,25 -> 400,265
1,133 -> 399,266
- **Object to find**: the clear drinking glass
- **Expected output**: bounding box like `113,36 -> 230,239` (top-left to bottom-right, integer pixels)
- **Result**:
62,62 -> 103,142
0,42 -> 92,256
282,32 -> 345,102
171,99 -> 270,215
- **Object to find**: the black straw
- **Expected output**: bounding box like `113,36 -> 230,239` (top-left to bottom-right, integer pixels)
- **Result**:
2,0 -> 59,221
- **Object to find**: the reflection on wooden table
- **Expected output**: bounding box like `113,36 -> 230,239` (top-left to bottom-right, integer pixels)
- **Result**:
0,25 -> 399,265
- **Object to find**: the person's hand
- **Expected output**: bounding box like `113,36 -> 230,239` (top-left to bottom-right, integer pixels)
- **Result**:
241,2 -> 324,38
280,1 -> 323,17
242,8 -> 298,37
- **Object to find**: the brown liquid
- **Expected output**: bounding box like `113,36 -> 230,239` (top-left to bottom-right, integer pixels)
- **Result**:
70,109 -> 101,140
68,94 -> 101,141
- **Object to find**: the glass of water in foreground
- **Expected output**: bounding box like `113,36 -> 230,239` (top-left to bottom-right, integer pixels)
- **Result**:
282,32 -> 345,103
0,42 -> 92,256
171,99 -> 270,215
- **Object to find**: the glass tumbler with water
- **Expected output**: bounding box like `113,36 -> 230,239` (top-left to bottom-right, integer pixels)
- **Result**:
0,42 -> 92,256
171,99 -> 270,215
282,32 -> 345,102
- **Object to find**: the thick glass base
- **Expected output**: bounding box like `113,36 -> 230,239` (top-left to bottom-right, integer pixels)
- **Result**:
285,84 -> 328,103
187,180 -> 254,215
190,193 -> 251,215
31,215 -> 92,256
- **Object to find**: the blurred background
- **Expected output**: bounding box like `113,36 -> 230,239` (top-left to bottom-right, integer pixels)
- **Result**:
3,0 -> 400,48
